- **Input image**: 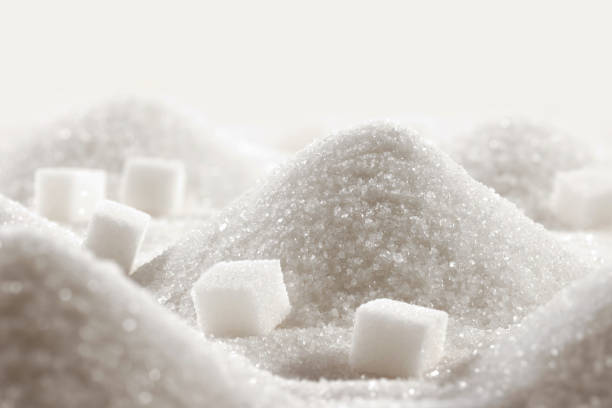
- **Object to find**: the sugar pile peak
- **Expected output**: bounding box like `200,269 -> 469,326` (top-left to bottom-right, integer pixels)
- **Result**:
34,167 -> 106,223
192,259 -> 291,337
84,200 -> 150,273
120,157 -> 186,216
350,298 -> 448,378
135,121 -> 585,330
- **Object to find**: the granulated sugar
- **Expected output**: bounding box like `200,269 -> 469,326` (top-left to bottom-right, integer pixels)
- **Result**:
451,119 -> 592,226
0,228 -> 294,408
0,194 -> 79,246
0,99 -> 284,211
134,217 -> 212,271
2,114 -> 608,407
135,122 -> 587,331
459,267 -> 612,407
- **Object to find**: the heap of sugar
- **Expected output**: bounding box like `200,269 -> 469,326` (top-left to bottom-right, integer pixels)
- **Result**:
0,98 -> 284,211
134,122 -> 585,330
84,200 -> 151,273
0,228 -> 294,408
34,167 -> 106,223
550,165 -> 612,229
0,193 -> 79,246
192,260 -> 291,337
349,299 -> 448,378
461,267 -> 612,407
451,119 -> 592,226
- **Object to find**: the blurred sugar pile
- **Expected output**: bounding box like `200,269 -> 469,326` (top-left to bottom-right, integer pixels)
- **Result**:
1,99 -> 612,408
0,99 -> 284,212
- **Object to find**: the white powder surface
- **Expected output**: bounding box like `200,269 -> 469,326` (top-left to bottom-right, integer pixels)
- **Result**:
0,98 -> 284,211
135,122 -> 587,330
460,267 -> 612,407
0,194 -> 79,246
0,228 -> 296,408
134,217 -> 212,270
451,119 -> 593,226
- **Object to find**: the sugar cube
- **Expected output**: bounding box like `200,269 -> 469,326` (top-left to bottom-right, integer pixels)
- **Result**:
191,260 -> 291,337
84,200 -> 150,273
119,157 -> 185,216
34,167 -> 106,223
349,299 -> 448,378
550,166 -> 612,229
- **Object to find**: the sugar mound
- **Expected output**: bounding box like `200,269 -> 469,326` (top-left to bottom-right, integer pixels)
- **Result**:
0,228 -> 293,408
0,194 -> 79,246
462,267 -> 612,407
452,119 -> 592,226
135,122 -> 585,330
0,99 -> 284,210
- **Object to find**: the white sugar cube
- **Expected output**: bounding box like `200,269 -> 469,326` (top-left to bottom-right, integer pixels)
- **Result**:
34,167 -> 106,223
119,157 -> 185,216
191,260 -> 291,337
84,200 -> 150,273
551,166 -> 612,229
349,299 -> 448,378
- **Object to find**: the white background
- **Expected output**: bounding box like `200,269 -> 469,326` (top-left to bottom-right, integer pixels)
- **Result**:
1,0 -> 611,140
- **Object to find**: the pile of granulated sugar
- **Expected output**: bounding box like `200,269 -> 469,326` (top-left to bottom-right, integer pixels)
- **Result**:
454,267 -> 612,407
0,194 -> 79,246
0,228 -> 296,408
0,118 -> 607,407
0,98 -> 284,211
135,121 -> 587,330
451,119 -> 592,227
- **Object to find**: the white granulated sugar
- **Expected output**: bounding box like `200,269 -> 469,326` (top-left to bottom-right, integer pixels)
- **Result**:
0,228 -> 295,408
459,267 -> 612,407
192,260 -> 291,337
134,216 -> 212,271
551,166 -> 612,229
0,98 -> 284,211
135,122 -> 586,331
119,157 -> 186,216
34,167 -> 106,223
0,194 -> 80,246
349,299 -> 448,378
84,200 -> 151,273
452,119 -> 592,226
